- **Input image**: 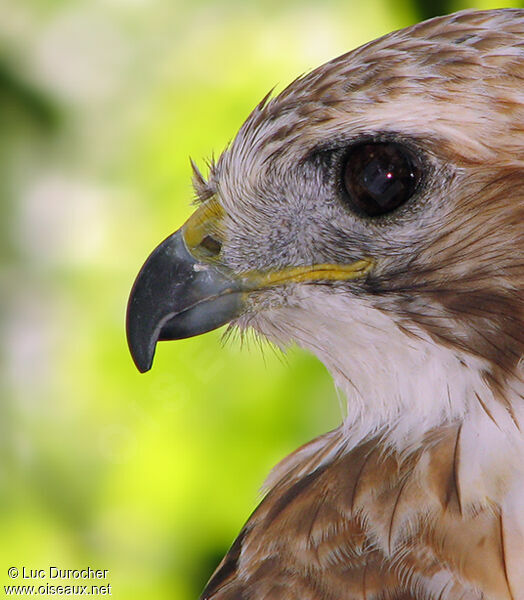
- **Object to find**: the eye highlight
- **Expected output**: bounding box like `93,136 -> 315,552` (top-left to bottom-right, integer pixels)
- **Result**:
342,142 -> 420,217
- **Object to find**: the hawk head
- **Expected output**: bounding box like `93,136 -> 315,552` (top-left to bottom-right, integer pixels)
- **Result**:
127,9 -> 523,448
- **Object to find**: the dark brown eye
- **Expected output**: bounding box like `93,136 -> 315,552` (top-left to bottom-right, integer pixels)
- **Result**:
342,142 -> 420,216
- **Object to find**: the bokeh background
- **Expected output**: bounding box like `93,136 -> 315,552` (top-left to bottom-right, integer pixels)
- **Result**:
1,0 -> 522,598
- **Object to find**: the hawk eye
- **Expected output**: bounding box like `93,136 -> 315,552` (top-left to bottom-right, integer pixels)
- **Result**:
342,142 -> 420,216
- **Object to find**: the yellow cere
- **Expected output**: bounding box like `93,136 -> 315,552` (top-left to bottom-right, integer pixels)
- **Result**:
182,198 -> 227,255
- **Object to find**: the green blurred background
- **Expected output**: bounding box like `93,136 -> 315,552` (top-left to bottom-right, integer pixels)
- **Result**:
1,0 -> 521,598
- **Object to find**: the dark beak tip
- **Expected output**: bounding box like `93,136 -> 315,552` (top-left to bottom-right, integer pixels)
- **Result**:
129,337 -> 154,373
126,301 -> 156,374
126,337 -> 152,374
135,359 -> 152,374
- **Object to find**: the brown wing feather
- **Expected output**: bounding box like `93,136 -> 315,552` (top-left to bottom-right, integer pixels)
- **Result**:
201,427 -> 515,600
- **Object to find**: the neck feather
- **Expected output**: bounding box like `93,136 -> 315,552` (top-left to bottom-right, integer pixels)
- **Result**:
247,286 -> 523,506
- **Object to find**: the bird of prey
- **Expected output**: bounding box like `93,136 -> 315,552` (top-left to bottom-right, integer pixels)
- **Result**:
126,9 -> 524,600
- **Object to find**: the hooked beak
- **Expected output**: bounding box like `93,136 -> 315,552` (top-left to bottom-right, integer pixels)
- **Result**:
126,228 -> 243,372
126,199 -> 242,372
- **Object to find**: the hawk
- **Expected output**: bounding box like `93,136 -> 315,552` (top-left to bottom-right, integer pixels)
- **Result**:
126,9 -> 524,600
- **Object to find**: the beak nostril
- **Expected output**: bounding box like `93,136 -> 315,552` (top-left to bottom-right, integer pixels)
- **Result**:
200,235 -> 222,256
